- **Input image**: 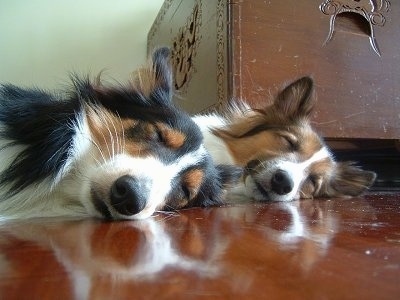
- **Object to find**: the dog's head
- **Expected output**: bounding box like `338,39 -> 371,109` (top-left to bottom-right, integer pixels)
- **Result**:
74,48 -> 241,219
217,77 -> 376,202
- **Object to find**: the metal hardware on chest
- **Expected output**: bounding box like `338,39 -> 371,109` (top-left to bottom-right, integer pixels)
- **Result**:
320,0 -> 391,56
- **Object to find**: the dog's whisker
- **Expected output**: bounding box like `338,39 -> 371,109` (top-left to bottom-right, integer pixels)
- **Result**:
93,105 -> 116,161
103,110 -> 119,158
86,137 -> 107,166
155,210 -> 181,221
110,112 -> 123,156
97,121 -> 112,160
116,113 -> 126,155
0,47 -> 237,222
97,110 -> 115,160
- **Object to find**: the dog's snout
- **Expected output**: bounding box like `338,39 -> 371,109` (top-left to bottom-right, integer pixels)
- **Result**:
271,170 -> 294,195
110,175 -> 147,215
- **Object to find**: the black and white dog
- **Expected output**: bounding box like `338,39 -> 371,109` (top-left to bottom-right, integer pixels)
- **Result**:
0,48 -> 241,221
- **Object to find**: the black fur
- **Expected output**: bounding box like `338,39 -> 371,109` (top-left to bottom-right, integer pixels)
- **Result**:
0,84 -> 82,194
0,75 -> 204,194
0,47 -> 242,220
76,76 -> 204,159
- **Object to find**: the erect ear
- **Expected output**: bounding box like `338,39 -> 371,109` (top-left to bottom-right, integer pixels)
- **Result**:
274,76 -> 315,120
331,162 -> 377,196
130,47 -> 173,103
151,47 -> 173,97
216,164 -> 243,188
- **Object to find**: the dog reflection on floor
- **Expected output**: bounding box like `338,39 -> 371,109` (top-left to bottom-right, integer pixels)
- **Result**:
0,215 -> 230,299
0,199 -> 351,298
256,200 -> 338,272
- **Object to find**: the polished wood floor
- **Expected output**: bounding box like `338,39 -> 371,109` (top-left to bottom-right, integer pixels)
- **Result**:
0,193 -> 399,299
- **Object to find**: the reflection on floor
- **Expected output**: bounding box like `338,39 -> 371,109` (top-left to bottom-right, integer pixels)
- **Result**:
0,193 -> 399,299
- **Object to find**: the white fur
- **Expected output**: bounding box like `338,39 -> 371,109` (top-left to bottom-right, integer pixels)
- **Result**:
246,147 -> 331,202
192,114 -> 235,165
193,114 -> 332,203
0,115 -> 207,221
1,218 -> 223,299
77,145 -> 208,220
0,118 -> 93,221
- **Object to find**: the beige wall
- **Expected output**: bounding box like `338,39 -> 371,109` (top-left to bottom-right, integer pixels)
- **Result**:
0,0 -> 164,88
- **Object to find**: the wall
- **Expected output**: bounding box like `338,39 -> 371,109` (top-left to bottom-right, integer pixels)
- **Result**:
0,0 -> 164,88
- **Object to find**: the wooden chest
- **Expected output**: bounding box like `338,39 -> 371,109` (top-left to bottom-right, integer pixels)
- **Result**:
148,0 -> 400,141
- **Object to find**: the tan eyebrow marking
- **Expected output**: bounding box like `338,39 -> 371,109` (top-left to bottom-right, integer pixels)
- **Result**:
156,122 -> 186,149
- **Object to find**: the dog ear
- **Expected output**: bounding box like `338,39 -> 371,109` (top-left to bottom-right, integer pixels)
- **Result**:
216,164 -> 243,188
130,47 -> 173,103
151,47 -> 173,99
330,162 -> 377,196
274,76 -> 315,120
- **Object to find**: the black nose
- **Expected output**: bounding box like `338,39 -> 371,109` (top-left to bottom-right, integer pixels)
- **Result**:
110,175 -> 147,215
271,170 -> 294,195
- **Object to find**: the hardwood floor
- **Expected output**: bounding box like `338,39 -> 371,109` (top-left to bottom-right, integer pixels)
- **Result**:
0,193 -> 399,299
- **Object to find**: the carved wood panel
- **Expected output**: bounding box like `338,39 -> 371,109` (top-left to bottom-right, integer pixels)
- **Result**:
171,2 -> 202,92
147,0 -> 228,114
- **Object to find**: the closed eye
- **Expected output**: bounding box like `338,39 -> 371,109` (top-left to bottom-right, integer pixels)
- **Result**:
308,175 -> 318,187
300,175 -> 319,198
279,133 -> 299,151
246,159 -> 261,171
154,126 -> 165,144
307,174 -> 323,194
181,184 -> 191,199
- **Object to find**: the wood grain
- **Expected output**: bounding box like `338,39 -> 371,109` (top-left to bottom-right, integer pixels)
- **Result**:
148,0 -> 400,139
0,193 -> 399,299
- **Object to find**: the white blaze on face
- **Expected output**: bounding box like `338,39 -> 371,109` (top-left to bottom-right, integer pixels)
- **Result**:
250,147 -> 332,202
78,145 -> 208,219
130,145 -> 208,219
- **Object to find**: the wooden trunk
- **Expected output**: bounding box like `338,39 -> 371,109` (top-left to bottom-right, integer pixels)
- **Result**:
148,0 -> 400,141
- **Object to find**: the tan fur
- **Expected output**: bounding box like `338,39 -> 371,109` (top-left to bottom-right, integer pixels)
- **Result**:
85,104 -> 143,158
129,52 -> 171,99
130,62 -> 157,98
85,104 -> 189,160
215,118 -> 325,168
182,169 -> 205,200
206,77 -> 376,200
156,122 -> 186,149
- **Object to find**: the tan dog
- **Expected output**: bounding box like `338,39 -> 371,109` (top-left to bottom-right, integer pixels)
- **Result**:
194,77 -> 376,202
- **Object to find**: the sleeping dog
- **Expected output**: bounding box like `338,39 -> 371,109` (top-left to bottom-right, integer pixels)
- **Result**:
0,48 -> 241,220
194,76 -> 376,202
